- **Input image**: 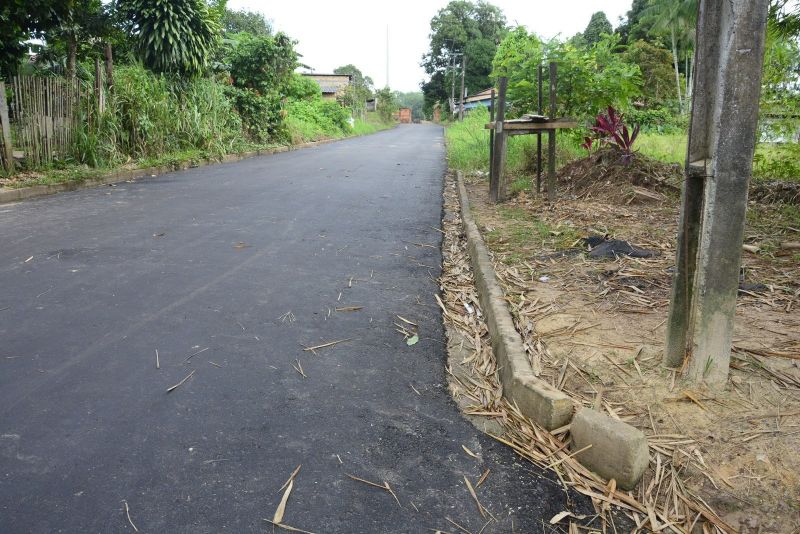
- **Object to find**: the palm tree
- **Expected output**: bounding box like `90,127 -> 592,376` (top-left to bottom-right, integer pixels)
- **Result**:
641,0 -> 697,113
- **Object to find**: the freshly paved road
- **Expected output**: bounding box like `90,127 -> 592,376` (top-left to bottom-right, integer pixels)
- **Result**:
0,125 -> 588,533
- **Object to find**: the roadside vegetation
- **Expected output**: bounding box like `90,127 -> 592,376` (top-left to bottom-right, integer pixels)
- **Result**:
437,1 -> 800,185
0,0 -> 396,188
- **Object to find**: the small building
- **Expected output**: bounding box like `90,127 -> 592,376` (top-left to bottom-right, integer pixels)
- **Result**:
301,73 -> 352,100
365,98 -> 377,112
398,107 -> 412,124
463,88 -> 494,112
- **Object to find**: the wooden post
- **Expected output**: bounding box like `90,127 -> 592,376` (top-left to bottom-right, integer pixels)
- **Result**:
664,0 -> 769,386
0,82 -> 14,173
458,55 -> 466,121
546,61 -> 557,202
489,77 -> 508,203
488,89 -> 495,185
104,42 -> 114,91
536,64 -> 543,194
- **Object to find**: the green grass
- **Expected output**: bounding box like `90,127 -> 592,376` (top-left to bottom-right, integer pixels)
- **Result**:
484,206 -> 580,258
637,133 -> 686,165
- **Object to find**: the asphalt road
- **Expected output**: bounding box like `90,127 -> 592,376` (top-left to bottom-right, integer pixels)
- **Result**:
0,125 -> 589,533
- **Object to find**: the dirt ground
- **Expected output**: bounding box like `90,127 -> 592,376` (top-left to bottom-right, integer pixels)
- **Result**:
462,161 -> 800,533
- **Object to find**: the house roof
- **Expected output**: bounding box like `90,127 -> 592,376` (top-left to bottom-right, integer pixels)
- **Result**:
464,87 -> 495,103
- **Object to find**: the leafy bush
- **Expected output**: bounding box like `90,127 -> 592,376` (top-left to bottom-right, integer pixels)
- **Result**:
224,85 -> 283,143
492,29 -> 642,121
285,73 -> 321,101
227,32 -> 297,94
626,108 -> 687,134
285,98 -> 351,143
585,106 -> 640,163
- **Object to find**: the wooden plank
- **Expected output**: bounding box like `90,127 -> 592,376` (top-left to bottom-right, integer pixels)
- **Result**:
484,119 -> 578,131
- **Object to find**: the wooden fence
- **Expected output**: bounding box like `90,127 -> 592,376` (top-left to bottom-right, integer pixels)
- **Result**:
8,75 -> 83,168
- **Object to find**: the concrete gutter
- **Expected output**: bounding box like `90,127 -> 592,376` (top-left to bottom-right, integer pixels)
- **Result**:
455,171 -> 648,489
0,135 -> 368,205
455,171 -> 574,430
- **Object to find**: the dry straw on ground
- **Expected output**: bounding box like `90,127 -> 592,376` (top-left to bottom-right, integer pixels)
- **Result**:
438,172 -> 777,534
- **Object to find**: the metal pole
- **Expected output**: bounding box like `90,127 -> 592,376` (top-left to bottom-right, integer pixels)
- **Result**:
546,62 -> 557,202
664,0 -> 769,386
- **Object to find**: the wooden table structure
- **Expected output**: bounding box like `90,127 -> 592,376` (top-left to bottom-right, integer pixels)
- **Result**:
486,65 -> 578,202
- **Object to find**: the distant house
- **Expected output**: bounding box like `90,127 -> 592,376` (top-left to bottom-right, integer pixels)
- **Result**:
301,73 -> 352,100
398,108 -> 412,124
462,88 -> 494,112
365,98 -> 377,112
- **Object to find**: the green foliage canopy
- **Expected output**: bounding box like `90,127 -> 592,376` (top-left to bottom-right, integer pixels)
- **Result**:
624,40 -> 677,106
117,0 -> 220,76
583,12 -> 613,46
492,28 -> 642,121
221,8 -> 271,36
420,0 -> 507,114
375,87 -> 398,122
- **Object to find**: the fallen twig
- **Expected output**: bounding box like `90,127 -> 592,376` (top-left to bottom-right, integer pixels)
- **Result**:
166,370 -> 196,393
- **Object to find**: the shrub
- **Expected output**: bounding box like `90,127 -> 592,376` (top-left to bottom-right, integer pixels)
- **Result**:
584,106 -> 640,163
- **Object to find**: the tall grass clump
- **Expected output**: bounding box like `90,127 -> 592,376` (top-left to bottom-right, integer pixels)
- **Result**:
72,64 -> 246,168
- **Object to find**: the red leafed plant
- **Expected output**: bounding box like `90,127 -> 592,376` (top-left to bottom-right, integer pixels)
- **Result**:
585,106 -> 640,164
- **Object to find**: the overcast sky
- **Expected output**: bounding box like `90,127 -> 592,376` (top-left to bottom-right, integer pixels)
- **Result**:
227,1 -> 634,92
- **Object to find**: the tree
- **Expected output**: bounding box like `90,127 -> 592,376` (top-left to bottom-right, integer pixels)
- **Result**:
228,33 -> 297,93
0,1 -> 69,78
334,64 -> 374,118
420,0 -> 507,115
624,40 -> 677,106
583,12 -> 612,46
616,0 -> 650,44
375,87 -> 397,122
640,0 -> 697,113
492,29 -> 641,120
221,8 -> 271,36
116,0 -> 220,76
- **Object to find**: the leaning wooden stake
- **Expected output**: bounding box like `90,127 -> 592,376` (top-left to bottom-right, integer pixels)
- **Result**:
546,61 -> 557,202
664,0 -> 769,386
489,77 -> 508,203
0,82 -> 14,173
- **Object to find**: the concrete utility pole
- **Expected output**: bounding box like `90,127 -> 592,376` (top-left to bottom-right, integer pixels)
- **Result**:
458,55 -> 466,121
449,52 -> 456,116
664,0 -> 769,387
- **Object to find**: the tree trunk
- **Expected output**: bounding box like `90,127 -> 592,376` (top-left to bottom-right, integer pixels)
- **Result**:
670,26 -> 683,112
66,35 -> 77,78
104,42 -> 114,91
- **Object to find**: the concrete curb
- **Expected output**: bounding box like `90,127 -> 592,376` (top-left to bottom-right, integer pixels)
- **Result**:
455,171 -> 574,430
454,171 -> 648,488
0,132 -> 381,205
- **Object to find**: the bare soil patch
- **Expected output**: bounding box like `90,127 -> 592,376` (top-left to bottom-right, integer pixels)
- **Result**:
461,155 -> 800,533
